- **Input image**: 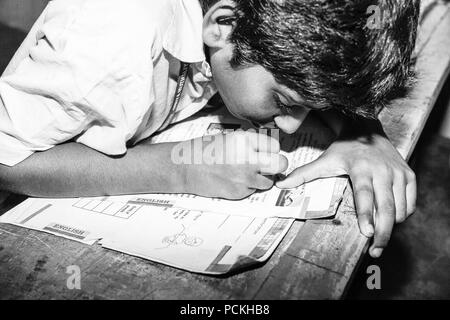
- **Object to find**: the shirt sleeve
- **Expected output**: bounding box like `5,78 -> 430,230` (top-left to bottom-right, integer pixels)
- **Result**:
0,0 -> 156,166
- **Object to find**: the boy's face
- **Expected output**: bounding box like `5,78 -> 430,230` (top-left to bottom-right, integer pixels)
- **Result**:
209,44 -> 311,134
203,0 -> 322,134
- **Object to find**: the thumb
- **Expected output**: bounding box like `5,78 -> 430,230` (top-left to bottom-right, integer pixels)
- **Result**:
276,155 -> 343,189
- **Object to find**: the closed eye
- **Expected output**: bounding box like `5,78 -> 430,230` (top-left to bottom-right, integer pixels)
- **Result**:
273,94 -> 295,116
274,93 -> 333,113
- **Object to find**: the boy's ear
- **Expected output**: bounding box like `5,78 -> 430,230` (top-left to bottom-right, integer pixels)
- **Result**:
203,0 -> 236,49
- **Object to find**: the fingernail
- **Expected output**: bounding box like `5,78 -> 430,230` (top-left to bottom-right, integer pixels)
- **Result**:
364,225 -> 374,237
371,248 -> 383,258
275,181 -> 287,189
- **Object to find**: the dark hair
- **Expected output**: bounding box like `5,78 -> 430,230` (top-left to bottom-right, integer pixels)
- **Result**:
202,0 -> 420,118
199,0 -> 217,12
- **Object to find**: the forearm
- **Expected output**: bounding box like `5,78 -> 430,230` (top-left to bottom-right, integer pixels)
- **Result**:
0,141 -> 187,198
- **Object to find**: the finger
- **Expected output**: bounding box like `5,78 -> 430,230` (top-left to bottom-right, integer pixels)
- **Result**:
393,174 -> 407,223
258,153 -> 289,175
276,156 -> 344,189
406,171 -> 417,217
352,176 -> 375,237
249,174 -> 275,191
370,178 -> 396,258
254,133 -> 281,154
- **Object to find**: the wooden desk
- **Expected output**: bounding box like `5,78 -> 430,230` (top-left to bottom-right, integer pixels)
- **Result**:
1,2 -> 449,300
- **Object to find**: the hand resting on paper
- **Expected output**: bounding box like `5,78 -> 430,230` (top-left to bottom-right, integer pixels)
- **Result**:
277,116 -> 417,259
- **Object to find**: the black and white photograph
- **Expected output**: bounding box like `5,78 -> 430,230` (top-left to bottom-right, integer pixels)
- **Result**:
0,0 -> 449,306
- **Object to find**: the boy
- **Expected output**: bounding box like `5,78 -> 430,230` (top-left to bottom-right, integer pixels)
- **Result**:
0,0 -> 419,258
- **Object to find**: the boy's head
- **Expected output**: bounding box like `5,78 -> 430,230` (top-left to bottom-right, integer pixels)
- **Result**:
201,0 -> 420,134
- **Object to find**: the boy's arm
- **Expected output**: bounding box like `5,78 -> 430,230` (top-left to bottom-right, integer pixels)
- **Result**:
0,140 -> 188,198
0,131 -> 285,199
277,111 -> 417,258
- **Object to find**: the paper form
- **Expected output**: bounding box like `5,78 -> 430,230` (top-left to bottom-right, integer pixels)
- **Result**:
0,196 -> 293,274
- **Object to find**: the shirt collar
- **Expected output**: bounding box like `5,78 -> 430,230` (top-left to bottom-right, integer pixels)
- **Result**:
163,0 -> 206,64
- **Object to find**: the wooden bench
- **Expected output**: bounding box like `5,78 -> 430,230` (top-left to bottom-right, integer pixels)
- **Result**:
0,1 -> 449,299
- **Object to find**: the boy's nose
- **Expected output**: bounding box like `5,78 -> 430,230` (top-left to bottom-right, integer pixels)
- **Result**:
274,107 -> 309,134
274,114 -> 306,134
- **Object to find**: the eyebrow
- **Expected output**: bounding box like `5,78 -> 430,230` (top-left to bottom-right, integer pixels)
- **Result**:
278,90 -> 329,111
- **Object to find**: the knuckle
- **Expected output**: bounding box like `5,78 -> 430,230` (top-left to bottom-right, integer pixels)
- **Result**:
396,171 -> 408,185
353,185 -> 373,199
357,205 -> 373,217
407,169 -> 416,183
383,202 -> 396,216
234,130 -> 246,138
355,158 -> 371,169
349,163 -> 370,176
225,131 -> 237,140
375,164 -> 391,177
328,152 -> 347,168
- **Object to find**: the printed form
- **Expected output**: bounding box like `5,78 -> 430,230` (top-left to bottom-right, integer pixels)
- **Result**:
0,108 -> 348,274
0,196 -> 293,274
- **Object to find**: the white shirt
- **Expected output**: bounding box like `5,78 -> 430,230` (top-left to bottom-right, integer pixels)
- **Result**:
0,0 -> 216,166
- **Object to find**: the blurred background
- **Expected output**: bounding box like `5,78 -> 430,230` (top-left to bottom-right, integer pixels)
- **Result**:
0,0 -> 48,31
0,0 -> 449,300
